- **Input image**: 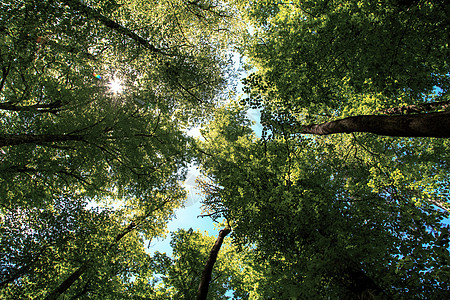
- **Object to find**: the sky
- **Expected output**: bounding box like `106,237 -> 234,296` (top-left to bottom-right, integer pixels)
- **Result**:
147,51 -> 263,257
149,107 -> 262,257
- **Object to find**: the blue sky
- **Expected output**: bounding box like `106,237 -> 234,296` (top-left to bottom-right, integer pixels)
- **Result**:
149,107 -> 262,256
149,187 -> 219,256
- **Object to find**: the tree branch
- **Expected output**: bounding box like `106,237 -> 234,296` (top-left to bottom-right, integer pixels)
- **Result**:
0,100 -> 63,113
44,263 -> 90,300
298,111 -> 450,138
60,0 -> 162,54
0,133 -> 84,147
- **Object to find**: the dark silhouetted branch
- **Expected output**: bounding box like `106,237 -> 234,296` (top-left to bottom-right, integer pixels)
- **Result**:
0,100 -> 63,113
0,133 -> 84,147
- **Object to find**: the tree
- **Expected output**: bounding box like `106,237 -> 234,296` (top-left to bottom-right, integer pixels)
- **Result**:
195,103 -> 450,298
239,0 -> 450,137
2,0 -> 449,298
152,228 -> 253,299
236,0 -> 450,213
0,0 -> 239,209
0,0 -> 241,298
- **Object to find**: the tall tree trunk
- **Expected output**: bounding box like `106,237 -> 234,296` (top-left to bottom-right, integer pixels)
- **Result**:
195,227 -> 231,300
0,134 -> 84,147
299,111 -> 450,137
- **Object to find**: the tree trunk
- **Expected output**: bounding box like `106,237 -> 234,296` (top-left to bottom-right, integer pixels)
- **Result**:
44,264 -> 89,300
195,227 -> 231,300
300,111 -> 450,137
0,134 -> 84,147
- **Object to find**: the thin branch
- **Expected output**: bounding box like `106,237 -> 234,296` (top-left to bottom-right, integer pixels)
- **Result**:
176,81 -> 204,103
0,133 -> 84,148
46,40 -> 96,61
67,116 -> 108,135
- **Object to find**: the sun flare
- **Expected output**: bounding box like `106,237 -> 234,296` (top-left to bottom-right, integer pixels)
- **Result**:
109,78 -> 123,94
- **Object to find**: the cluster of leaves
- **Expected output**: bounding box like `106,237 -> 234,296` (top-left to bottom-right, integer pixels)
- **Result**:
1,197 -> 144,299
150,228 -> 250,299
239,0 -> 450,113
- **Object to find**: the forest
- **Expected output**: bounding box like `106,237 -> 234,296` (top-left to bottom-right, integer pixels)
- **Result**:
0,0 -> 449,299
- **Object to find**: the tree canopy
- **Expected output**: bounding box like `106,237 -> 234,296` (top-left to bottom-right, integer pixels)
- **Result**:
1,0 -> 239,297
1,0 -> 449,299
195,102 -> 450,298
239,0 -> 450,137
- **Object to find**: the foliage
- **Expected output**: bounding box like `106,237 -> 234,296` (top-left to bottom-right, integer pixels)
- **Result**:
239,0 -> 450,123
195,102 -> 450,298
0,0 -> 241,209
0,196 -> 161,299
190,1 -> 450,297
1,0 -> 450,299
152,228 -> 253,299
0,0 -> 240,298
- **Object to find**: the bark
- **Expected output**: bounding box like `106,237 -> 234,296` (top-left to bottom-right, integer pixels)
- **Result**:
300,110 -> 450,138
60,0 -> 161,54
377,100 -> 450,115
195,227 -> 231,300
0,134 -> 84,147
